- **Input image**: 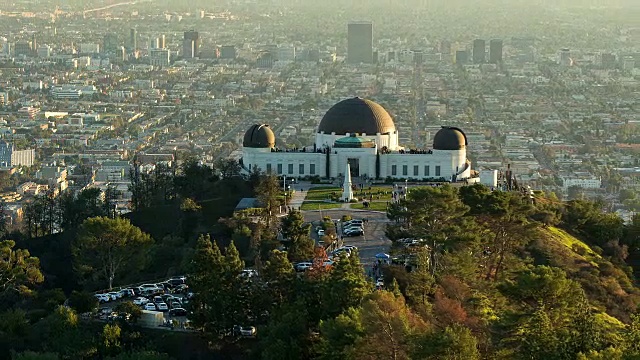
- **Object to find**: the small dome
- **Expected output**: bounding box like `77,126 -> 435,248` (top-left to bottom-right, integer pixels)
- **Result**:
243,124 -> 275,148
433,126 -> 467,150
318,97 -> 395,135
334,134 -> 376,148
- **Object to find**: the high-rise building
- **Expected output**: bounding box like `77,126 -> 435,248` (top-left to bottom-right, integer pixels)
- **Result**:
0,141 -> 35,167
439,40 -> 452,61
14,41 -> 32,57
559,48 -> 571,66
159,35 -> 166,49
455,50 -> 469,65
489,39 -> 503,64
129,28 -> 137,51
472,39 -> 485,63
103,33 -> 119,53
183,31 -> 199,59
31,34 -> 37,56
347,21 -> 373,64
219,45 -> 236,59
149,48 -> 170,67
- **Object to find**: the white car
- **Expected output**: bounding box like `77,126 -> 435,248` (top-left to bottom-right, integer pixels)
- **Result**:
144,303 -> 157,311
133,297 -> 149,306
156,302 -> 169,312
240,326 -> 256,337
376,279 -> 384,287
106,292 -> 119,301
317,229 -> 325,237
342,245 -> 358,250
95,294 -> 110,303
295,262 -> 312,272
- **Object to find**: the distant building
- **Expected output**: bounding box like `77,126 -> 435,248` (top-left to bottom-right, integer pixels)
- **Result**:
455,50 -> 469,65
559,48 -> 571,66
472,39 -> 485,64
79,43 -> 100,54
256,51 -> 274,68
347,21 -> 373,64
159,35 -> 166,49
37,45 -> 51,58
219,45 -> 236,59
129,28 -> 137,51
50,85 -> 97,100
103,33 -> 119,53
14,41 -> 32,57
0,141 -> 35,167
149,48 -> 170,67
489,39 -> 503,64
600,53 -> 616,69
183,30 -> 199,59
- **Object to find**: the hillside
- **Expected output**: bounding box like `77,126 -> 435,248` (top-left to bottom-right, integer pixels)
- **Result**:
529,227 -> 639,322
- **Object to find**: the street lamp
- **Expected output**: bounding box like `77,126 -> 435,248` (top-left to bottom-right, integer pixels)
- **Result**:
405,179 -> 408,197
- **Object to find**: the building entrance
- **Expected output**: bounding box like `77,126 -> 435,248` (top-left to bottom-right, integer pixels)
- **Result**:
348,158 -> 360,177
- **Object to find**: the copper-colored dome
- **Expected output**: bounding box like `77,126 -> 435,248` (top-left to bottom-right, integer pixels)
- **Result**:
318,97 -> 395,135
433,126 -> 467,150
243,124 -> 275,148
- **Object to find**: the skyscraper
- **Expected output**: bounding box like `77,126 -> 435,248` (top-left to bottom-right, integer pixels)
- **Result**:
347,21 -> 373,64
473,39 -> 485,64
489,39 -> 503,64
455,50 -> 469,65
183,31 -> 199,59
129,28 -> 137,51
159,35 -> 166,49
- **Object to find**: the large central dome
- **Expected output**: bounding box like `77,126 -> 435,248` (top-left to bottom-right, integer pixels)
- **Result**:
318,97 -> 395,135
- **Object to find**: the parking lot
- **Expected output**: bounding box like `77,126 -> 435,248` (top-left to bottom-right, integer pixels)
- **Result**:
95,278 -> 191,328
303,209 -> 391,268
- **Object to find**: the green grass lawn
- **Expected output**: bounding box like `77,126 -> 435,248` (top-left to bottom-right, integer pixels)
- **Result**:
352,186 -> 394,201
300,201 -> 343,211
350,201 -> 389,211
304,187 -> 341,201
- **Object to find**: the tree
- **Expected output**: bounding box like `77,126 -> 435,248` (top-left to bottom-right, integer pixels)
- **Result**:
0,240 -> 44,300
280,210 -> 314,262
256,174 -> 281,228
387,185 -> 469,275
33,306 -> 95,357
188,234 -> 223,333
114,301 -> 143,323
106,352 -> 173,360
350,291 -> 427,360
322,252 -> 371,318
317,307 -> 364,360
73,217 -> 153,290
260,303 -> 312,360
261,250 -> 295,307
68,291 -> 99,314
411,324 -> 480,360
188,236 -> 248,337
478,191 -> 535,281
0,201 -> 7,239
101,323 -> 121,357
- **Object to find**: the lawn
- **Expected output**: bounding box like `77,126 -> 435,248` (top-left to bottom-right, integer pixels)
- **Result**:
350,201 -> 389,212
304,187 -> 341,201
300,201 -> 343,211
352,186 -> 394,201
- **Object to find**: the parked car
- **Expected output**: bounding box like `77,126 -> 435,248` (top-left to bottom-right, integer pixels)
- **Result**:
294,262 -> 312,272
133,297 -> 149,306
119,289 -> 135,298
240,326 -> 257,337
317,229 -> 325,237
144,303 -> 157,311
153,296 -> 164,304
170,301 -> 182,309
156,302 -> 169,312
169,308 -> 188,317
106,292 -> 119,301
95,294 -> 110,303
344,229 -> 364,237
